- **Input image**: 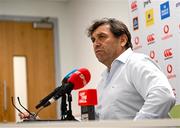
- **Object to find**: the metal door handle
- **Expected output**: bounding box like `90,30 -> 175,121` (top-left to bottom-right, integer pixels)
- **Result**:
3,80 -> 7,111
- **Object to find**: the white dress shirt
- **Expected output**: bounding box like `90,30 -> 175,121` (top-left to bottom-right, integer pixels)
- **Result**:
95,48 -> 175,120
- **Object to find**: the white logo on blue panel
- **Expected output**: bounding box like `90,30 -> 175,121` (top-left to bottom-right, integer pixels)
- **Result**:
160,1 -> 170,20
133,17 -> 139,30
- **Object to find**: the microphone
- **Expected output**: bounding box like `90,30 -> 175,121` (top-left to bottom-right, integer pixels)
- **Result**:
37,68 -> 91,108
35,69 -> 78,109
61,69 -> 77,84
78,89 -> 97,121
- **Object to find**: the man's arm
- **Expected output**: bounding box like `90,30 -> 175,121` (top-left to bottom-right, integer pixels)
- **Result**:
129,57 -> 176,119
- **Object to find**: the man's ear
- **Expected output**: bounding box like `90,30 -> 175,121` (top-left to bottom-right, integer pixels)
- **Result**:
119,34 -> 128,47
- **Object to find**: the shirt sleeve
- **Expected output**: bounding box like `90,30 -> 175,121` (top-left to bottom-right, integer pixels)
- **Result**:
134,87 -> 175,119
129,57 -> 176,120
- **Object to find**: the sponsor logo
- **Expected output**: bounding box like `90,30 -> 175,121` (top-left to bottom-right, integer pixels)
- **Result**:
164,48 -> 173,60
134,36 -> 139,45
144,0 -> 151,8
161,24 -> 173,40
160,1 -> 170,20
78,91 -> 87,103
166,64 -> 176,79
131,1 -> 137,11
147,33 -> 155,45
167,64 -> 173,74
75,71 -> 87,85
133,36 -> 142,50
149,50 -> 158,63
172,88 -> 176,96
145,8 -> 154,27
149,50 -> 155,59
176,1 -> 180,7
164,24 -> 169,33
133,17 -> 139,31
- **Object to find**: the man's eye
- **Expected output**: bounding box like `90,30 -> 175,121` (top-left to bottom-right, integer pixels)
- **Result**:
91,38 -> 95,43
99,35 -> 105,38
99,35 -> 106,40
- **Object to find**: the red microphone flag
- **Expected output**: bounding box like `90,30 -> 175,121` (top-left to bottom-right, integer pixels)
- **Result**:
78,89 -> 97,106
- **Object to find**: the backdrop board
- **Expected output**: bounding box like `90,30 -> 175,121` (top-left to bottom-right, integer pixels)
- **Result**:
128,0 -> 180,103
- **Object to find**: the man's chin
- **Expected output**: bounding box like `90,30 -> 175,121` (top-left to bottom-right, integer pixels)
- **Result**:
97,58 -> 105,64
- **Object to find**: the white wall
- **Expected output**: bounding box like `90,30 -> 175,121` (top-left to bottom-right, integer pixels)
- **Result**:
0,0 -> 129,118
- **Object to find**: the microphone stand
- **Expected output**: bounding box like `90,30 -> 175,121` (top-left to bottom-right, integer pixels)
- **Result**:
61,94 -> 67,120
66,92 -> 76,120
61,92 -> 77,121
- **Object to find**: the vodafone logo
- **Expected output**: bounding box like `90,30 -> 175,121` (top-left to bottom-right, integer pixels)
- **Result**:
167,64 -> 173,74
134,36 -> 139,45
149,50 -> 155,59
161,24 -> 173,40
166,64 -> 176,79
133,36 -> 142,50
149,50 -> 158,63
131,1 -> 137,11
164,25 -> 169,34
147,33 -> 155,44
164,48 -> 173,59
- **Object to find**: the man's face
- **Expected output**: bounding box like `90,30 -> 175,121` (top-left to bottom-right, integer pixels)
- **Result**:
91,24 -> 124,67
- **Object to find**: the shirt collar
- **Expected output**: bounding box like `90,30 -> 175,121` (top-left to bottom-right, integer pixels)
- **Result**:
115,48 -> 133,64
101,48 -> 133,78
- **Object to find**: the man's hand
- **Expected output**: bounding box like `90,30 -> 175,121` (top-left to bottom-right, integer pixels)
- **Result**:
18,112 -> 31,120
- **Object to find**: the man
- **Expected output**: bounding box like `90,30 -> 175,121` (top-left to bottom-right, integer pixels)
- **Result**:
87,18 -> 175,120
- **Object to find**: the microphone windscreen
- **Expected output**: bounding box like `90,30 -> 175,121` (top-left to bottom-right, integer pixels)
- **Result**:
68,68 -> 91,90
64,69 -> 78,79
61,69 -> 77,84
78,89 -> 97,106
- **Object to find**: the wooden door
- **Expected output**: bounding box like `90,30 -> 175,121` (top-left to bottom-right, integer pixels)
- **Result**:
0,20 -> 57,122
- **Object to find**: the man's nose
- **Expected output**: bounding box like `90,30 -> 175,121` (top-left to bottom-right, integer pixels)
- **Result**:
94,39 -> 101,46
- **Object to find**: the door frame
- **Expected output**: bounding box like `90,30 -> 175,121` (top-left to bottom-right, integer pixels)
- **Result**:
0,15 -> 61,119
